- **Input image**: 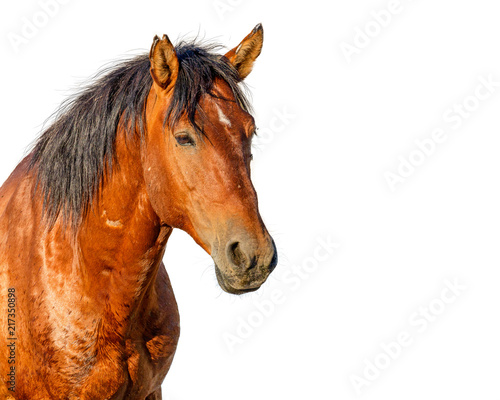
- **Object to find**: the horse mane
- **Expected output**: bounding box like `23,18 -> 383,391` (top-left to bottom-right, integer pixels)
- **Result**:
28,41 -> 251,230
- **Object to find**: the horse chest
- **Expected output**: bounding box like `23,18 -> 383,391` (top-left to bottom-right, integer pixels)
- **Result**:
61,335 -> 175,399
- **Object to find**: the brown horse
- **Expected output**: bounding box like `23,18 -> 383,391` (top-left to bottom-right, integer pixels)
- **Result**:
0,24 -> 276,399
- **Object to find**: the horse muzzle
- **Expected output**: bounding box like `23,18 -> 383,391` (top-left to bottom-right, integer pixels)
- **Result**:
213,236 -> 277,295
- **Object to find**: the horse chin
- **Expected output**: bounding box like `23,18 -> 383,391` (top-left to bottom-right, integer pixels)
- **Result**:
214,264 -> 260,295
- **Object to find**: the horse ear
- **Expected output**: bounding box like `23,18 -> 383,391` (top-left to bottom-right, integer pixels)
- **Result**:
149,34 -> 179,91
224,23 -> 264,80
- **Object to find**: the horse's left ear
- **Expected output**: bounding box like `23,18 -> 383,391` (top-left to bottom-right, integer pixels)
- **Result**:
149,34 -> 179,91
224,23 -> 264,80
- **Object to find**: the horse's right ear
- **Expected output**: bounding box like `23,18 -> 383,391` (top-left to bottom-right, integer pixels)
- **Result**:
149,34 -> 179,91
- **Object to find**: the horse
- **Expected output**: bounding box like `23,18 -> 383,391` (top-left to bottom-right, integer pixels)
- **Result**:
0,24 -> 277,399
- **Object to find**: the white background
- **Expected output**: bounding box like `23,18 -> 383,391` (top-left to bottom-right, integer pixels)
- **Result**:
1,0 -> 500,399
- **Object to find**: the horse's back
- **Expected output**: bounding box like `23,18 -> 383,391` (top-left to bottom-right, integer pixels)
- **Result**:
0,156 -> 32,223
0,155 -> 39,275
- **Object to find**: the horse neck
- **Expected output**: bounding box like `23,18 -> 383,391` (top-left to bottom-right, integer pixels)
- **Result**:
74,124 -> 170,320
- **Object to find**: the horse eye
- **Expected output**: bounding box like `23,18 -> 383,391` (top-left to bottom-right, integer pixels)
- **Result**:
175,134 -> 195,146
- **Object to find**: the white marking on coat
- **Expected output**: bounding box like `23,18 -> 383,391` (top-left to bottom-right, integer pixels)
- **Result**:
215,104 -> 231,127
102,210 -> 123,228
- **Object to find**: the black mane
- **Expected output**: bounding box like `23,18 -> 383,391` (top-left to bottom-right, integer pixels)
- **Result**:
28,41 -> 250,229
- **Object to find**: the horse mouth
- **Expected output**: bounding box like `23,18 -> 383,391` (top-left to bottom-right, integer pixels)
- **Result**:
214,265 -> 260,295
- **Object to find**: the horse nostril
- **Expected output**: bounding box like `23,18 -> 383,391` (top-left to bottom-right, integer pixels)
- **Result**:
227,240 -> 277,272
228,242 -> 248,268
